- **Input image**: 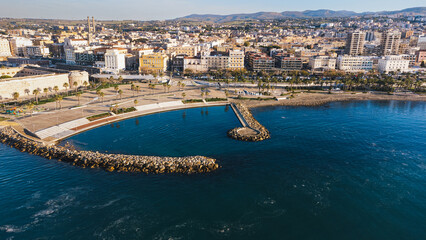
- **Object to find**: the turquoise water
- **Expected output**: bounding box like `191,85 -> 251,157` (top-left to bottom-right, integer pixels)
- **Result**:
0,101 -> 425,239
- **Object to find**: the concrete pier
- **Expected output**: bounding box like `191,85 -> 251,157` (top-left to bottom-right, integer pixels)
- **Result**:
228,103 -> 270,142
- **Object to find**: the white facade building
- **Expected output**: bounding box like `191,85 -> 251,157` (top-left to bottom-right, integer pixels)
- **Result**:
24,46 -> 50,57
0,39 -> 11,57
378,55 -> 410,73
64,38 -> 88,64
418,35 -> 426,51
309,56 -> 336,70
9,37 -> 33,56
183,57 -> 208,72
104,49 -> 126,73
337,55 -> 373,72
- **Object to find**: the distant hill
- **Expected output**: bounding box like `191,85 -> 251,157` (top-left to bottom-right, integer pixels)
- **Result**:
175,7 -> 426,23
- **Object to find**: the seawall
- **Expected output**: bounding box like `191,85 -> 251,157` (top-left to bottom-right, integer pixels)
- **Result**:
0,127 -> 218,174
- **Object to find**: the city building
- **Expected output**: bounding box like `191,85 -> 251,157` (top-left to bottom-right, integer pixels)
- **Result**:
24,46 -> 50,58
337,55 -> 373,72
275,53 -> 303,71
9,37 -> 33,56
0,66 -> 88,100
345,31 -> 365,56
309,56 -> 336,70
184,56 -> 208,72
379,30 -> 401,56
418,35 -> 426,51
166,45 -> 198,57
104,48 -> 126,73
228,50 -> 245,70
139,53 -> 169,74
378,55 -> 410,73
416,50 -> 426,65
0,39 -> 12,59
64,38 -> 89,64
245,52 -> 274,72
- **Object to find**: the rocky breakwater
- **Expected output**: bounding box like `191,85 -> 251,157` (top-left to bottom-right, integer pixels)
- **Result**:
228,103 -> 270,142
0,127 -> 218,174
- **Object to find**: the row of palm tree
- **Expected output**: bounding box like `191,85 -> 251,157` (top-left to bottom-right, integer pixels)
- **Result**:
183,69 -> 424,93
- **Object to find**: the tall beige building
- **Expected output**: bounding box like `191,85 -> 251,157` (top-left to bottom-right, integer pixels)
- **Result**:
345,31 -> 365,56
0,39 -> 12,58
380,30 -> 401,56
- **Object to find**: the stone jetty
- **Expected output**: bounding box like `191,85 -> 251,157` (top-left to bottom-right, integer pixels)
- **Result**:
0,127 -> 218,174
228,103 -> 270,142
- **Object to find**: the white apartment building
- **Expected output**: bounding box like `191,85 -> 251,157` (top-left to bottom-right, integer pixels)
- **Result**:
64,38 -> 89,64
378,55 -> 410,73
418,35 -> 426,51
105,49 -> 126,73
184,57 -> 208,72
0,39 -> 12,57
9,37 -> 33,56
309,56 -> 336,70
337,55 -> 373,72
24,46 -> 50,57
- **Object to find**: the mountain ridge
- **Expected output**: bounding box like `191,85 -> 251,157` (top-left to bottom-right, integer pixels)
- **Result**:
175,7 -> 426,22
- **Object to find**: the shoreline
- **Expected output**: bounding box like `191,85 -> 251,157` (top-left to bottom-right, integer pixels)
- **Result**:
235,92 -> 426,108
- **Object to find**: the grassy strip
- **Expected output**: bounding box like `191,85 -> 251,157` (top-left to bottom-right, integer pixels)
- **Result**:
112,107 -> 136,115
183,99 -> 203,104
87,113 -> 111,121
205,97 -> 227,102
236,96 -> 277,101
0,116 -> 10,121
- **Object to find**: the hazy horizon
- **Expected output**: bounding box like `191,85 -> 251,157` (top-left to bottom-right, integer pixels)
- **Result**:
0,0 -> 423,21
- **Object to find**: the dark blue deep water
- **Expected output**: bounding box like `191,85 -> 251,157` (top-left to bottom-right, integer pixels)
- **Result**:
1,101 -> 425,239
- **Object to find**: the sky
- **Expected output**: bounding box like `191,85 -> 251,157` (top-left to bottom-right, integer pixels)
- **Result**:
0,0 -> 423,20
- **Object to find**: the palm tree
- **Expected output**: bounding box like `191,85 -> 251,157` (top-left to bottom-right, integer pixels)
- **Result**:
43,88 -> 49,98
27,102 -> 34,116
73,81 -> 78,92
83,81 -> 88,89
53,86 -> 59,95
133,99 -> 138,107
118,89 -> 123,100
33,89 -> 40,104
12,92 -> 20,102
55,95 -> 63,109
76,92 -> 81,106
99,91 -> 105,102
130,84 -> 135,96
114,85 -> 119,94
182,92 -> 186,99
135,86 -> 141,96
63,82 -> 69,95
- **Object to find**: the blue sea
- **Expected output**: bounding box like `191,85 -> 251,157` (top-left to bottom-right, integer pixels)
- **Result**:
0,101 -> 425,239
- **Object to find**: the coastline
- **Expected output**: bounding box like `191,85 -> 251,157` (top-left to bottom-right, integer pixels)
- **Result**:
236,92 -> 426,108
